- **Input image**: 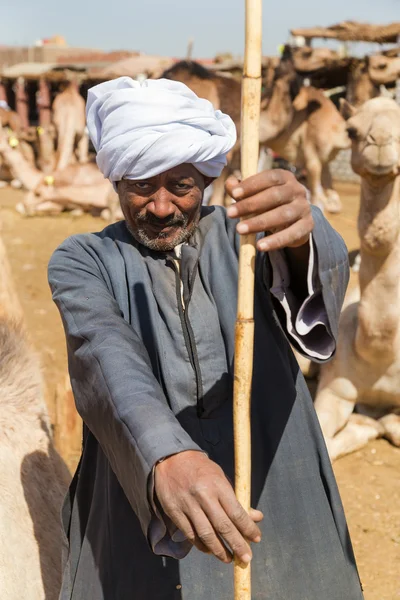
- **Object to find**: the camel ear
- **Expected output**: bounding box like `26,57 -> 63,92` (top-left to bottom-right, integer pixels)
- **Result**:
292,88 -> 308,111
339,98 -> 356,120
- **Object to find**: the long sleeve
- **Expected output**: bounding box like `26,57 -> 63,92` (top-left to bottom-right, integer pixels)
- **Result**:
263,206 -> 349,362
48,236 -> 202,545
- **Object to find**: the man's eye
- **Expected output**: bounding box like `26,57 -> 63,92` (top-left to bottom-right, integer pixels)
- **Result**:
135,182 -> 151,190
175,183 -> 190,190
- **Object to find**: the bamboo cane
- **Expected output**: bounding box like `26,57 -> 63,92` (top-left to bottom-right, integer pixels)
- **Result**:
234,0 -> 262,598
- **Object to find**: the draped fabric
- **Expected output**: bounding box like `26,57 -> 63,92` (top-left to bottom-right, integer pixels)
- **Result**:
86,77 -> 237,184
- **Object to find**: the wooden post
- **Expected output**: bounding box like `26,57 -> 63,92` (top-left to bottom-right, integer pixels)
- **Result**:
186,38 -> 194,60
234,0 -> 262,599
15,77 -> 29,130
37,78 -> 52,127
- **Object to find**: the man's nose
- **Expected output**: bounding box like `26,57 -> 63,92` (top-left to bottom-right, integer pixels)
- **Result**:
147,187 -> 175,219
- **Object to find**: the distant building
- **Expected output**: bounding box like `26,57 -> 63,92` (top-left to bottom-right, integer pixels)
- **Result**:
0,38 -> 137,70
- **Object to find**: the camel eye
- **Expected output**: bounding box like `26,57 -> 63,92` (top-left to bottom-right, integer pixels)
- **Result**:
347,127 -> 358,141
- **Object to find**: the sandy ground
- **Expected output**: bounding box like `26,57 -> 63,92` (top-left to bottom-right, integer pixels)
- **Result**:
0,182 -> 399,599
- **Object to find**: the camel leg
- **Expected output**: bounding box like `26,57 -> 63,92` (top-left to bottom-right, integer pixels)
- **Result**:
76,131 -> 89,164
303,146 -> 326,212
292,348 -> 319,380
327,413 -> 384,461
315,369 -> 386,460
102,189 -> 122,223
321,164 -> 342,214
16,199 -> 64,216
379,413 -> 400,446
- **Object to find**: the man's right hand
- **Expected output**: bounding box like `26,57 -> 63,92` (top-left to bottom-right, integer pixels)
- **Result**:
154,450 -> 263,564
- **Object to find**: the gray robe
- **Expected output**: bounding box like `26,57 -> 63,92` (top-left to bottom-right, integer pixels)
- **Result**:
48,205 -> 364,600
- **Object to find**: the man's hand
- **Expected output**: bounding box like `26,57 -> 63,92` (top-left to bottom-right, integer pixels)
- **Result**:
225,169 -> 314,253
154,451 -> 263,564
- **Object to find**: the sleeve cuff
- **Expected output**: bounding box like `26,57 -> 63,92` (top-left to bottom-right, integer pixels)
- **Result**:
147,450 -> 207,559
269,233 -> 335,360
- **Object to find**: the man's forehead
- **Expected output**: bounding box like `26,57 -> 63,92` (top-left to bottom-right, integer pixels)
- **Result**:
123,164 -> 202,183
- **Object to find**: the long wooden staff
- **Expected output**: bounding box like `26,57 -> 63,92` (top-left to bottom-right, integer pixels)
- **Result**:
234,0 -> 262,598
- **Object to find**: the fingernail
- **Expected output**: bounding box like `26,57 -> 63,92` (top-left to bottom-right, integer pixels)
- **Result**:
227,206 -> 238,218
232,186 -> 243,199
258,240 -> 269,251
237,223 -> 249,234
254,536 -> 261,543
242,554 -> 252,564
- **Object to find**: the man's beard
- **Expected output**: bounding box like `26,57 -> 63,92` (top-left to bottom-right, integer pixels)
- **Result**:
128,211 -> 200,251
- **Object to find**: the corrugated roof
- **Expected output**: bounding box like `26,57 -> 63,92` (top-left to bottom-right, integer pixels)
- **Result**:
1,62 -> 59,77
291,21 -> 400,44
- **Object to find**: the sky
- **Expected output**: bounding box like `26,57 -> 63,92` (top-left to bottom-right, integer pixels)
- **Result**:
1,0 -> 398,58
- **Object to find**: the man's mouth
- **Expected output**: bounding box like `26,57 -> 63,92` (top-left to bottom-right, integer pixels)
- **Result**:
137,214 -> 186,235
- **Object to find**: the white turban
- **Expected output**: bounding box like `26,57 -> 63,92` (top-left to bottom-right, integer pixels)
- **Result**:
86,77 -> 237,184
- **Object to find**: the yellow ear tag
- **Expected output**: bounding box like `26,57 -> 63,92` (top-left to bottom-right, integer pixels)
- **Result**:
9,136 -> 19,148
37,126 -> 44,136
44,175 -> 55,186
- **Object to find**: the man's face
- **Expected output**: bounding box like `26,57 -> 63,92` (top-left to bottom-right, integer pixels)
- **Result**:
118,164 -> 210,251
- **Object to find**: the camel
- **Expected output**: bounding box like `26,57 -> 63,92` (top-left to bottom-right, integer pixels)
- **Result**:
368,54 -> 400,87
162,59 -> 349,213
314,97 -> 400,461
52,81 -> 89,171
0,126 -> 121,220
0,234 -> 69,599
346,54 -> 400,108
260,57 -> 350,213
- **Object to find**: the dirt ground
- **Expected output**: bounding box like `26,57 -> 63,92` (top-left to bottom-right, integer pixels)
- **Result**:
0,182 -> 399,599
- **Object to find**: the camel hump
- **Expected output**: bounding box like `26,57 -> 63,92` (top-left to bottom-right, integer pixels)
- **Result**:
161,60 -> 215,81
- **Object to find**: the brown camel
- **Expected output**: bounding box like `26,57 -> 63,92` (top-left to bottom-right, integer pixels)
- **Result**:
315,97 -> 400,460
0,235 -> 69,599
52,81 -> 89,171
347,58 -> 381,107
162,59 -> 349,213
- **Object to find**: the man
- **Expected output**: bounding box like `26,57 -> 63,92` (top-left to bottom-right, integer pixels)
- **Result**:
49,77 -> 363,599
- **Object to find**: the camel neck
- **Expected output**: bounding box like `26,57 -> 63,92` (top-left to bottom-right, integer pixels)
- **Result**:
355,175 -> 400,362
1,145 -> 43,191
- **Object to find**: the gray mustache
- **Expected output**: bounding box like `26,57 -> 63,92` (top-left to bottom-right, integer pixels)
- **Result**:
137,213 -> 187,227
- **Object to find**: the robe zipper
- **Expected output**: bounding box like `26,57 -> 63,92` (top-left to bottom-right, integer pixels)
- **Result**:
169,259 -> 205,417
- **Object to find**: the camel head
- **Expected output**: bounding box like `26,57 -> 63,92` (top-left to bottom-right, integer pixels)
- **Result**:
368,54 -> 400,86
291,46 -> 340,73
346,57 -> 380,108
341,97 -> 400,180
259,53 -> 302,143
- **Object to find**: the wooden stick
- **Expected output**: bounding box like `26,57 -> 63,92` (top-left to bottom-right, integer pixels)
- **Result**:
234,0 -> 262,598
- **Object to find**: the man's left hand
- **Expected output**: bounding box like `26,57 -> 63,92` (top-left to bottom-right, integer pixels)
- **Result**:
225,170 -> 314,252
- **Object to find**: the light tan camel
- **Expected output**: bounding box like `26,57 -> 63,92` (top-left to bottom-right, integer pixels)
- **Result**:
52,81 -> 89,171
0,235 -> 69,599
0,128 -> 121,220
262,78 -> 350,213
314,97 -> 400,461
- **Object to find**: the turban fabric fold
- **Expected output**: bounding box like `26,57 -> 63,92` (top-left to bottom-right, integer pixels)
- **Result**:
86,77 -> 237,183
